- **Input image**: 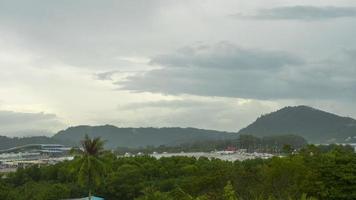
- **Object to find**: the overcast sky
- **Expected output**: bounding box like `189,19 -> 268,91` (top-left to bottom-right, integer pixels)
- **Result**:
0,0 -> 356,136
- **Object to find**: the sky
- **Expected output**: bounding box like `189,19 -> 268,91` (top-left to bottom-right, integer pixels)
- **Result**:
0,0 -> 356,136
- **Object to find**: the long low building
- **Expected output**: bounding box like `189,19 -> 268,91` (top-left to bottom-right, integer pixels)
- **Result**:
0,144 -> 74,172
0,144 -> 71,156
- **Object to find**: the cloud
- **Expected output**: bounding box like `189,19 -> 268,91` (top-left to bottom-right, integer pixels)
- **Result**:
119,43 -> 356,100
0,0 -> 161,70
236,6 -> 356,21
0,110 -> 65,136
150,42 -> 303,70
116,98 -> 278,132
0,111 -> 56,124
95,71 -> 119,81
120,99 -> 204,110
2,0 -> 356,132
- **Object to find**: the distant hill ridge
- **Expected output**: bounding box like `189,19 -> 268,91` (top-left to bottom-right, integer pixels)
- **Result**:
0,126 -> 238,150
238,105 -> 356,143
52,125 -> 238,149
1,105 -> 356,150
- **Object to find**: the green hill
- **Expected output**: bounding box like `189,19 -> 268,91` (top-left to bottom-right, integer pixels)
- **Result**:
238,105 -> 356,143
1,105 -> 356,150
52,125 -> 239,149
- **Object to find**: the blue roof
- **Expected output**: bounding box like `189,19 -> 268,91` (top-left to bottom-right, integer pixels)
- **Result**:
85,197 -> 104,200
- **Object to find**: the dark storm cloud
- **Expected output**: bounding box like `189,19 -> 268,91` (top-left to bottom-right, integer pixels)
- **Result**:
236,6 -> 356,21
119,43 -> 356,100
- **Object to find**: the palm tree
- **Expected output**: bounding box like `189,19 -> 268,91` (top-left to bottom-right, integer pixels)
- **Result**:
77,135 -> 105,200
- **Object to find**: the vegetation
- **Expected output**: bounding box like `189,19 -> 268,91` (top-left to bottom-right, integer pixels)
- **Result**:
0,126 -> 238,150
238,105 -> 356,143
77,135 -> 106,200
0,144 -> 355,200
53,125 -> 239,149
116,134 -> 307,154
2,105 -> 356,151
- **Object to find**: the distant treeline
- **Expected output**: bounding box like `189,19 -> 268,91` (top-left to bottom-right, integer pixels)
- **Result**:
116,134 -> 308,154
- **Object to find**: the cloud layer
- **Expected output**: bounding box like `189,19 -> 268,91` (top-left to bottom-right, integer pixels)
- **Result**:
1,1 -> 356,135
237,6 -> 356,21
150,42 -> 303,70
119,42 -> 356,100
0,110 -> 64,136
116,97 -> 278,132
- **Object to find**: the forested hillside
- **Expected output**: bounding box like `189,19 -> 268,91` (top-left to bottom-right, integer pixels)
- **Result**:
0,126 -> 239,150
116,134 -> 308,154
239,106 -> 356,143
53,125 -> 239,149
2,105 -> 356,150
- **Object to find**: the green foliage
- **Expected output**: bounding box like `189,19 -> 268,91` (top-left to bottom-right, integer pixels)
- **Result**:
299,193 -> 318,200
117,134 -> 307,155
135,187 -> 173,200
54,125 -> 239,149
223,181 -> 238,200
1,181 -> 70,200
77,135 -> 106,199
282,144 -> 293,154
238,105 -> 356,143
1,144 -> 355,200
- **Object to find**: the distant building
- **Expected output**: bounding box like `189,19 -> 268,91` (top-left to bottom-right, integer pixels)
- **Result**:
0,144 -> 73,171
225,146 -> 237,152
38,144 -> 71,156
335,143 -> 356,152
0,144 -> 71,156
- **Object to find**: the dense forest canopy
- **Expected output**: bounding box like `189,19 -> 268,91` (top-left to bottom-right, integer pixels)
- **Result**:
239,106 -> 356,143
53,126 -> 239,149
1,144 -> 355,200
116,134 -> 308,154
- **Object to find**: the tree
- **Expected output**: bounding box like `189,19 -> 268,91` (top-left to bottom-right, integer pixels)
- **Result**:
104,164 -> 144,199
135,187 -> 173,200
223,181 -> 238,200
169,187 -> 194,200
77,135 -> 105,200
299,193 -> 318,200
282,144 -> 293,155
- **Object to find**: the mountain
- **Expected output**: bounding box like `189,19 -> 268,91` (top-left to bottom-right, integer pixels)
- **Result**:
2,105 -> 355,150
52,125 -> 239,149
238,105 -> 356,143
